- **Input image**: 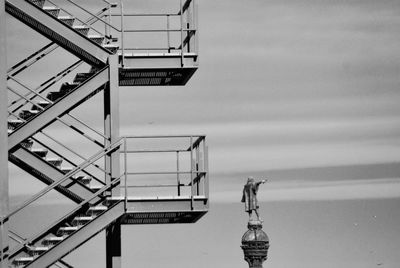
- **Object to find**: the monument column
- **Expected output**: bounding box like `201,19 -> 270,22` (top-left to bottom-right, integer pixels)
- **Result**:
240,177 -> 270,268
0,1 -> 9,267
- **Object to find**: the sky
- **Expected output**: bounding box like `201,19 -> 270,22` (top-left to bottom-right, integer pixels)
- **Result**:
5,0 -> 400,267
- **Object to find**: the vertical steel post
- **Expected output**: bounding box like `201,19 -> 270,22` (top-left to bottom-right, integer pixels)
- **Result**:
105,54 -> 121,268
104,54 -> 120,196
190,136 -> 194,209
204,144 -> 209,204
0,1 -> 9,267
166,15 -> 170,52
186,0 -> 192,53
179,0 -> 184,67
176,151 -> 180,196
124,137 -> 127,211
106,221 -> 121,268
194,0 -> 199,57
120,0 -> 125,68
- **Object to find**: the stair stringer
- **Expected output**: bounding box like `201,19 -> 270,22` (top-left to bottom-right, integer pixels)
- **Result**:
5,0 -> 111,67
9,147 -> 100,204
8,67 -> 109,151
19,201 -> 125,268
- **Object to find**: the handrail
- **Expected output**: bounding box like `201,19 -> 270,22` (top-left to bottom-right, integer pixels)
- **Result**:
7,42 -> 57,76
9,174 -> 124,258
63,0 -> 120,32
8,67 -> 107,148
121,135 -> 207,201
31,135 -> 105,186
107,0 -> 197,57
2,137 -> 124,223
38,131 -> 108,179
7,6 -> 111,78
9,60 -> 83,112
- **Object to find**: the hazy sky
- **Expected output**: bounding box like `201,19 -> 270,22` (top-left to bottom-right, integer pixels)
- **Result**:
5,0 -> 400,267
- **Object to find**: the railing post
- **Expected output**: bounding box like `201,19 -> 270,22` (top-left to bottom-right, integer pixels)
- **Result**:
194,0 -> 199,56
124,137 -> 127,211
203,138 -> 209,202
196,143 -> 200,195
120,0 -> 125,68
176,151 -> 180,196
180,0 -> 184,67
167,15 -> 171,52
190,136 -> 194,209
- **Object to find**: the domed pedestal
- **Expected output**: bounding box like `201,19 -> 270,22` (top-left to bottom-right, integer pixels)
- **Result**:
241,220 -> 269,268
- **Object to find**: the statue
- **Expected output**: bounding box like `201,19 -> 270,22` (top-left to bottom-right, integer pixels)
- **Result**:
240,176 -> 270,268
241,177 -> 267,221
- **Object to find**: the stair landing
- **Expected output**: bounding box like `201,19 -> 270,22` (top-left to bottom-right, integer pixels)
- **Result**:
119,52 -> 198,86
108,195 -> 208,224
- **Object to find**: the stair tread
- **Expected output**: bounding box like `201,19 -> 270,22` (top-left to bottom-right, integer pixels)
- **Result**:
59,226 -> 79,230
88,205 -> 108,211
90,185 -> 103,190
14,256 -> 34,261
58,15 -> 74,19
74,216 -> 93,220
8,119 -> 24,123
61,166 -> 73,170
44,236 -> 64,241
28,246 -> 50,251
73,25 -> 90,29
43,6 -> 59,10
46,157 -> 62,161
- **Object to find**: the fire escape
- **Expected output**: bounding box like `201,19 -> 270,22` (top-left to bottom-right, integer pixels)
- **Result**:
4,0 -> 208,267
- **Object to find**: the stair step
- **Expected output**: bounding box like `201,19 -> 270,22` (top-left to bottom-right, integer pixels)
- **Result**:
73,25 -> 90,36
59,82 -> 79,94
88,35 -> 105,45
58,16 -> 75,27
74,175 -> 92,184
32,100 -> 51,111
8,119 -> 24,130
20,139 -> 34,149
72,216 -> 93,225
87,205 -> 108,215
57,226 -> 79,236
43,6 -> 60,17
19,109 -> 39,120
46,91 -> 63,102
42,236 -> 64,245
29,0 -> 45,8
31,148 -> 48,158
60,166 -> 74,173
103,43 -> 119,53
27,246 -> 49,255
73,72 -> 94,83
90,184 -> 103,191
13,256 -> 34,265
46,158 -> 63,167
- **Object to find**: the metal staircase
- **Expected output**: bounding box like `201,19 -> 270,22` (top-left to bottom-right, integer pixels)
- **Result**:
4,0 -> 206,267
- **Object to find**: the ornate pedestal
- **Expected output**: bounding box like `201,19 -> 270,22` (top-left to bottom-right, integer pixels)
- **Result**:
241,220 -> 269,268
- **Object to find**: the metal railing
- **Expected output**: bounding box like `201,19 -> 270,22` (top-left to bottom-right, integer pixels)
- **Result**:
106,0 -> 198,67
3,134 -> 208,255
120,135 -> 208,209
2,134 -> 208,222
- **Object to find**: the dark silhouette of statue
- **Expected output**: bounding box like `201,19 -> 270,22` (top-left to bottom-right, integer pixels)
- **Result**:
241,177 -> 267,220
240,176 -> 269,268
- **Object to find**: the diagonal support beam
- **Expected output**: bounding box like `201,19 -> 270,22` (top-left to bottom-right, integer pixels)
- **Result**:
6,0 -> 111,67
8,67 -> 109,151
